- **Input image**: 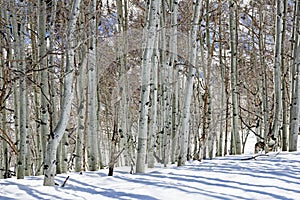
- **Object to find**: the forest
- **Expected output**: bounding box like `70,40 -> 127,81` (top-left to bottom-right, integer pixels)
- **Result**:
0,0 -> 299,187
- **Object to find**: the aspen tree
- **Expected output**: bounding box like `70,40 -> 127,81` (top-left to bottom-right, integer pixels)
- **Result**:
136,0 -> 159,173
217,0 -> 224,157
38,0 -> 49,166
159,0 -> 171,167
28,7 -> 42,175
169,0 -> 179,164
280,0 -> 288,151
116,0 -> 130,168
86,0 -> 99,171
147,34 -> 159,168
271,0 -> 283,140
43,0 -> 81,186
9,4 -> 28,179
1,4 -> 10,179
289,0 -> 300,151
178,0 -> 202,166
229,0 -> 241,155
257,2 -> 269,142
75,16 -> 87,172
0,54 -> 8,179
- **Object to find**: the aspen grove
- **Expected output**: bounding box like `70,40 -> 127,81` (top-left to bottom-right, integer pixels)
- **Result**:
0,0 -> 299,186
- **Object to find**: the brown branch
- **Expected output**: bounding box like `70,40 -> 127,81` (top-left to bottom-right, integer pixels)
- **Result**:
239,115 -> 264,140
0,128 -> 18,155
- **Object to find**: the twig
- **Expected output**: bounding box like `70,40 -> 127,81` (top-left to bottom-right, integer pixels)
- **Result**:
61,176 -> 70,187
0,128 -> 18,155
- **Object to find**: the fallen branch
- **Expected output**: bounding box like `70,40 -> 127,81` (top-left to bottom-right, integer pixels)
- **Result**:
61,176 -> 70,187
240,154 -> 269,161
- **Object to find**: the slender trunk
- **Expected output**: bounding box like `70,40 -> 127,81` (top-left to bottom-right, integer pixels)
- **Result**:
289,0 -> 300,151
229,0 -> 241,155
281,0 -> 288,151
136,0 -> 159,173
116,0 -> 130,167
178,0 -> 202,166
43,0 -> 81,186
258,3 -> 269,142
271,0 -> 283,139
75,11 -> 88,172
39,0 -> 49,167
108,109 -> 119,176
217,0 -> 224,157
224,52 -> 229,156
203,0 -> 213,159
86,0 -> 99,171
11,6 -> 27,179
1,64 -> 8,178
25,87 -> 31,176
159,0 -> 171,167
29,15 -> 42,175
147,39 -> 159,168
170,0 -> 179,164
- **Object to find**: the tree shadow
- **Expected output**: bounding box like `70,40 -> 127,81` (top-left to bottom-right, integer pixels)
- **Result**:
0,181 -> 62,199
66,178 -> 158,200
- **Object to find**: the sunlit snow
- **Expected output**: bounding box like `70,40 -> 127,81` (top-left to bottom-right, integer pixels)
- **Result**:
0,135 -> 299,200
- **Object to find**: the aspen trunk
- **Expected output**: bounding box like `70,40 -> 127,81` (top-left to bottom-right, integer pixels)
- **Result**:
136,0 -> 159,173
74,12 -> 88,172
289,0 -> 300,151
170,0 -> 179,164
38,0 -> 49,167
43,0 -> 81,186
86,0 -> 99,171
147,40 -> 159,168
281,0 -> 288,151
271,0 -> 283,139
217,0 -> 224,157
178,0 -> 202,166
229,0 -> 241,155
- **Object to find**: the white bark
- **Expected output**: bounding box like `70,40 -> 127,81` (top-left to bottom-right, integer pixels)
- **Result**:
10,8 -> 20,177
1,108 -> 6,179
170,0 -> 179,164
86,0 -> 98,171
229,0 -> 241,155
178,0 -> 202,167
289,45 -> 300,151
289,0 -> 300,151
271,0 -> 283,139
43,0 -> 81,186
147,39 -> 159,168
258,2 -> 270,143
136,0 -> 159,173
17,30 -> 27,179
217,0 -> 224,157
160,0 -> 171,167
116,0 -> 130,167
281,0 -> 288,151
1,57 -> 8,179
39,0 -> 49,165
10,8 -> 27,179
75,34 -> 87,172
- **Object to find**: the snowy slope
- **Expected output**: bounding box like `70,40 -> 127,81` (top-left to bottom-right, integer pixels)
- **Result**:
0,137 -> 299,200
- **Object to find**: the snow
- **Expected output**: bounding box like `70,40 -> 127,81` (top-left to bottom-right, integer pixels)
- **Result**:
1,137 -> 300,200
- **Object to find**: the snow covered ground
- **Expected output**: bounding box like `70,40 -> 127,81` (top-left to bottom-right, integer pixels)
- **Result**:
1,135 -> 300,200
